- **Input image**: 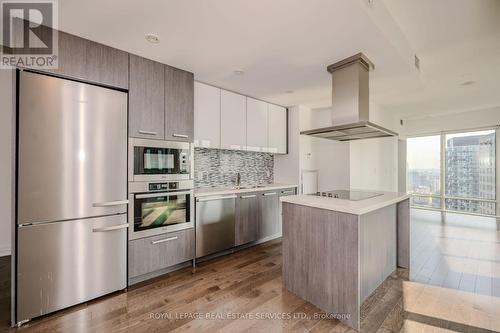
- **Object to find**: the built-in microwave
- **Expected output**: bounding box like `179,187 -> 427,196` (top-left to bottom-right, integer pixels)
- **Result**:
128,180 -> 194,240
129,138 -> 193,182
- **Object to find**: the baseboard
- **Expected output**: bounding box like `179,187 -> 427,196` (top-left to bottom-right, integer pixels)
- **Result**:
0,243 -> 11,257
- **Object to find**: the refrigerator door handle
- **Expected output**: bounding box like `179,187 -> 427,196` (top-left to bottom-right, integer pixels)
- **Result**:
92,200 -> 129,207
92,223 -> 129,233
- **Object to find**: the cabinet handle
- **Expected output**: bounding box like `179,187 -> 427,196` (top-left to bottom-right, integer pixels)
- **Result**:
151,236 -> 178,245
281,190 -> 295,195
138,130 -> 158,136
263,192 -> 277,196
241,194 -> 256,199
172,133 -> 189,139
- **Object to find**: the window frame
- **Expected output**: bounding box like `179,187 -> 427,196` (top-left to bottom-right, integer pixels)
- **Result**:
406,126 -> 499,218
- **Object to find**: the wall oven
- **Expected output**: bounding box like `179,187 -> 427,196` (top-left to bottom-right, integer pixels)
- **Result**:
129,180 -> 194,240
129,138 -> 193,182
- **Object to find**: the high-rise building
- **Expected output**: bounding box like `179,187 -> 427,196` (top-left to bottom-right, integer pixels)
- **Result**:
445,133 -> 495,215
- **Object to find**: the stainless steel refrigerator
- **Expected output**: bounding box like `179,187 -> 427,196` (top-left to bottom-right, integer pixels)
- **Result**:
16,71 -> 128,323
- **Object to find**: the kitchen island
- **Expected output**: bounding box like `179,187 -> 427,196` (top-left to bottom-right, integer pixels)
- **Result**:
281,191 -> 410,331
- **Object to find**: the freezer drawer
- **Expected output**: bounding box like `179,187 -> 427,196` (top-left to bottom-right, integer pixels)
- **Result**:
195,195 -> 236,258
17,215 -> 127,322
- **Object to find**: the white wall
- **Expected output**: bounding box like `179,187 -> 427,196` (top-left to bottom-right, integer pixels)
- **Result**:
350,137 -> 398,192
400,106 -> 500,137
0,70 -> 13,256
311,136 -> 350,191
274,105 -> 350,193
348,104 -> 400,192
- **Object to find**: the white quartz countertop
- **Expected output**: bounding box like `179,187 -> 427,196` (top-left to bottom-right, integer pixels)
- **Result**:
194,184 -> 298,197
280,191 -> 410,215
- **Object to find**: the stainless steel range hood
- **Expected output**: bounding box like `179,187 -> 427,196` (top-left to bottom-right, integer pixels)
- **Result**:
301,53 -> 397,141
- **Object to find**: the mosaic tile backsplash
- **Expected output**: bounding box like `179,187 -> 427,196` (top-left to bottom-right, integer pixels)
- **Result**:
194,148 -> 274,188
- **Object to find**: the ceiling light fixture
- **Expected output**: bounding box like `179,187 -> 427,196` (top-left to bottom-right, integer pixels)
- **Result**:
145,33 -> 160,44
460,80 -> 476,86
234,69 -> 245,76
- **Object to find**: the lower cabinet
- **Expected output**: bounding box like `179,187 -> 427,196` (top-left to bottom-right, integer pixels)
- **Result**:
258,190 -> 280,239
234,188 -> 296,245
235,193 -> 259,246
128,228 -> 194,283
278,187 -> 297,235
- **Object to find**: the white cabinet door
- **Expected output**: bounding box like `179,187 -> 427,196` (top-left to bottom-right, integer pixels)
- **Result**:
221,90 -> 247,150
194,82 -> 221,148
246,97 -> 268,152
268,104 -> 287,154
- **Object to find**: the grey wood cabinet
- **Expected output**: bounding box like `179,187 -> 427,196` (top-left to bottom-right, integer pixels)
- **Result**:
278,187 -> 297,235
10,22 -> 129,89
129,55 -> 165,139
165,65 -> 194,142
258,190 -> 280,239
235,193 -> 259,246
128,228 -> 194,280
33,29 -> 129,88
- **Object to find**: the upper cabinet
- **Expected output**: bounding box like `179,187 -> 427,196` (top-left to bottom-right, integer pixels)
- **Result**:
194,84 -> 288,154
221,90 -> 247,150
129,55 -> 165,140
165,65 -> 194,142
10,19 -> 196,143
268,104 -> 287,154
11,23 -> 129,89
194,82 -> 221,148
246,98 -> 268,152
10,18 -> 129,88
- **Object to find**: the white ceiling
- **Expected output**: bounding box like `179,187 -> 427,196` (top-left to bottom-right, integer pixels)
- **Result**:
58,0 -> 500,119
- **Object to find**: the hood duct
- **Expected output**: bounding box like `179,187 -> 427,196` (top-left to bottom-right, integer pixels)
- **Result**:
301,53 -> 397,141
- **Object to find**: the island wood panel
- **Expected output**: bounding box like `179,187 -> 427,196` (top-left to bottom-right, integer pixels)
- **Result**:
397,199 -> 410,269
282,203 -> 360,330
359,204 -> 397,303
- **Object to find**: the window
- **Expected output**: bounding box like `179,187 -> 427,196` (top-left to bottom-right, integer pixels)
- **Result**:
407,130 -> 497,216
445,130 -> 496,215
407,135 -> 441,209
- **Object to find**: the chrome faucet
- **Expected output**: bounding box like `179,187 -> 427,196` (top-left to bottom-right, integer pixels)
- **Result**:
236,172 -> 241,188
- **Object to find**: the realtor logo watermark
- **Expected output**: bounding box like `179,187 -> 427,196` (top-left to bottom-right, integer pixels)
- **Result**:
1,0 -> 58,69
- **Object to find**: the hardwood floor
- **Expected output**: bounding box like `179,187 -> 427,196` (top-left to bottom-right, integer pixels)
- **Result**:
0,209 -> 499,332
410,209 -> 500,297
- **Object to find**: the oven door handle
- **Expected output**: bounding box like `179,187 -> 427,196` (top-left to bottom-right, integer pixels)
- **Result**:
135,190 -> 192,199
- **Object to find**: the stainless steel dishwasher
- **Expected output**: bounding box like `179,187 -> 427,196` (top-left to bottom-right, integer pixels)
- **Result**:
195,194 -> 236,258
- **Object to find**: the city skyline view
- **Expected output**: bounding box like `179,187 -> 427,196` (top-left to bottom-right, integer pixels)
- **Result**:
407,130 -> 496,215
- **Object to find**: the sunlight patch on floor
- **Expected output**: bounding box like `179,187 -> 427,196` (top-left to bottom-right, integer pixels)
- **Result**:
402,280 -> 500,332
